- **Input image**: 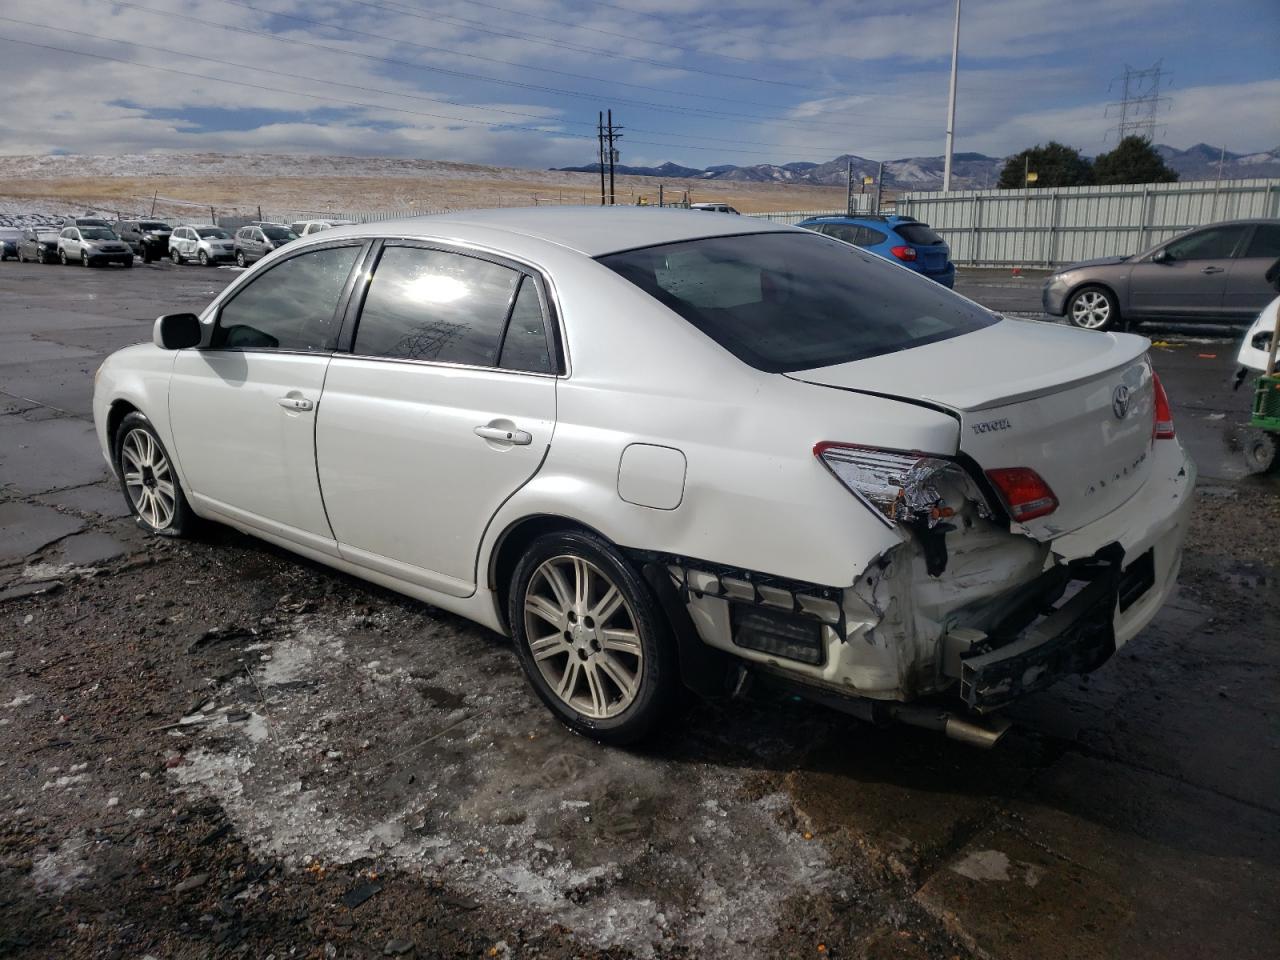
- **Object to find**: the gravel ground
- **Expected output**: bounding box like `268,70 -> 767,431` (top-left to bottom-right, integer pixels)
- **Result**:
2,259 -> 1277,959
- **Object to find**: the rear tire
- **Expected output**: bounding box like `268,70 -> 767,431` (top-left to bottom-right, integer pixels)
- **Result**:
508,530 -> 678,745
171,248 -> 183,265
113,412 -> 195,537
60,250 -> 69,265
236,250 -> 247,268
1067,285 -> 1119,331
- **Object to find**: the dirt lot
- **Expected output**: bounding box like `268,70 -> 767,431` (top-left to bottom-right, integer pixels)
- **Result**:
0,153 -> 848,219
1,260 -> 1278,959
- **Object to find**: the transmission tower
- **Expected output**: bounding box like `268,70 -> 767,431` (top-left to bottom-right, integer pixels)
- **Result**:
1105,61 -> 1170,142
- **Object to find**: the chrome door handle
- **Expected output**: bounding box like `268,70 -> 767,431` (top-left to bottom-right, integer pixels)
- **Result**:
474,424 -> 532,445
277,396 -> 314,411
1200,266 -> 1224,274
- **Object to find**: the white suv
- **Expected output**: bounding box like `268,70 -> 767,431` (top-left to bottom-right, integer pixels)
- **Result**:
289,219 -> 356,237
169,225 -> 236,266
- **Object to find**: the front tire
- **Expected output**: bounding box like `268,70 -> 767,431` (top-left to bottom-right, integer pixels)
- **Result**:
1067,285 -> 1119,331
508,530 -> 678,745
198,250 -> 210,266
114,412 -> 195,537
1243,432 -> 1280,474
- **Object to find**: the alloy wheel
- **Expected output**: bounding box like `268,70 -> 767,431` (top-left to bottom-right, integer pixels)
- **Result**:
120,428 -> 177,529
522,555 -> 644,719
1071,291 -> 1111,329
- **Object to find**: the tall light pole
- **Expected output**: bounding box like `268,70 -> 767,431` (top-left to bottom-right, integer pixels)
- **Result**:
942,0 -> 961,192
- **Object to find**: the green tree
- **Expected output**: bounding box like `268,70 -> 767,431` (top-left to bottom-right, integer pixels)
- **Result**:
1093,136 -> 1179,184
997,142 -> 1094,189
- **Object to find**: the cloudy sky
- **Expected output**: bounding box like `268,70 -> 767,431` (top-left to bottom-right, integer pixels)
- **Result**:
1,0 -> 1277,168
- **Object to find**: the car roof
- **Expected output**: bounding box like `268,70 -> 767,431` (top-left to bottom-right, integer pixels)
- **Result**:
312,207 -> 787,258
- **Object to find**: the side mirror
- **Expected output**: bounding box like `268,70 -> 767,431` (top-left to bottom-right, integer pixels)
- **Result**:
1152,249 -> 1172,264
153,313 -> 202,350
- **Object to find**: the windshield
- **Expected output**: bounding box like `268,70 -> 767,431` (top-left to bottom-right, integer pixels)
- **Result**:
140,221 -> 170,231
599,232 -> 996,373
81,228 -> 117,240
197,228 -> 230,239
262,226 -> 296,242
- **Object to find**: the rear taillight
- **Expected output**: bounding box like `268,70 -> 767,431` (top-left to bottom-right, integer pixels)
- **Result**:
814,443 -> 990,527
985,467 -> 1058,522
889,245 -> 917,261
1152,372 -> 1175,440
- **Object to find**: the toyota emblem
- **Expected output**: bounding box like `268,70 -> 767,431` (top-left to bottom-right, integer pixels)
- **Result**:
1112,384 -> 1131,420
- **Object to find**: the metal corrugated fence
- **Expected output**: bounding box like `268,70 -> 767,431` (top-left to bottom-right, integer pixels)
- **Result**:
895,179 -> 1280,267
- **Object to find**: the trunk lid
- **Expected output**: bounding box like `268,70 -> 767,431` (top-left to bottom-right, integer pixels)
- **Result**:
914,244 -> 949,272
788,319 -> 1156,539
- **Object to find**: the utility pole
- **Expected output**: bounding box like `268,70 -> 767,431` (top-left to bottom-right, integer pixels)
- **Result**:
1105,61 -> 1170,142
604,109 -> 622,206
846,158 -> 854,216
942,0 -> 961,192
597,112 -> 606,206
874,161 -> 884,213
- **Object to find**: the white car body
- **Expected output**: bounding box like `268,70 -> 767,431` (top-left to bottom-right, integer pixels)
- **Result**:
92,208 -> 1195,738
169,224 -> 236,263
291,219 -> 357,236
1237,295 -> 1279,373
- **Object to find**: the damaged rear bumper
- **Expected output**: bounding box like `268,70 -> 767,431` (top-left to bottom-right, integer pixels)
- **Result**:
671,437 -> 1195,717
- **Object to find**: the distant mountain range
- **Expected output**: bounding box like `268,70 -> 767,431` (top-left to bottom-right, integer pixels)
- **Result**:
556,143 -> 1280,191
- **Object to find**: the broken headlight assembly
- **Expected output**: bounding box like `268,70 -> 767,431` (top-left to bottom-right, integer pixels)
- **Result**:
812,443 -> 993,529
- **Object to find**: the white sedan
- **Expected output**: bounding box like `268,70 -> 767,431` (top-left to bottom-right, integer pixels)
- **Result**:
92,208 -> 1195,746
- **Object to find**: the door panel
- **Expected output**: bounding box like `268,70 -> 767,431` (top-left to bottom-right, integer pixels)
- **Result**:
1226,224 -> 1280,316
315,360 -> 555,593
1128,225 -> 1249,317
169,351 -> 337,553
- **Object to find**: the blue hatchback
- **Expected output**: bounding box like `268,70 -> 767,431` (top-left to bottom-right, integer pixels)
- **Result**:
797,215 -> 955,287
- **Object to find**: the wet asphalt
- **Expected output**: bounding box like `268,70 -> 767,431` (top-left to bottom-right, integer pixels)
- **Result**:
1,259 -> 1278,958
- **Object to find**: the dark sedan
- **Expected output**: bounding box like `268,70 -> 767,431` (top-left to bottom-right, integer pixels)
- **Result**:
0,228 -> 21,260
1043,218 -> 1280,330
17,228 -> 61,263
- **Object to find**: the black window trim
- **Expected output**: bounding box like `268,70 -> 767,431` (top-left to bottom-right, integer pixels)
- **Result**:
337,237 -> 567,378
202,238 -> 372,355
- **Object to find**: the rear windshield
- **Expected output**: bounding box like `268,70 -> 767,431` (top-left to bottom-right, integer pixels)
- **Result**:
262,226 -> 297,241
599,232 -> 994,372
894,222 -> 945,245
197,228 -> 230,239
140,221 -> 170,231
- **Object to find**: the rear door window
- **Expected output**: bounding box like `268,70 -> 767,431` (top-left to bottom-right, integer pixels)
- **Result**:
213,244 -> 362,351
497,276 -> 554,373
600,232 -> 995,372
1243,224 -> 1280,260
352,246 -> 520,366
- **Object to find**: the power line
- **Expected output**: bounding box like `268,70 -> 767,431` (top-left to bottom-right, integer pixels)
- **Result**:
0,14 -> 914,154
0,30 -> 888,160
423,0 -> 763,67
207,0 -> 784,110
77,0 -> 922,133
338,0 -> 808,89
571,0 -> 778,47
